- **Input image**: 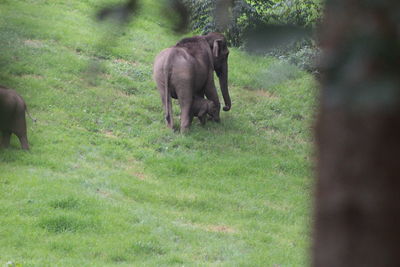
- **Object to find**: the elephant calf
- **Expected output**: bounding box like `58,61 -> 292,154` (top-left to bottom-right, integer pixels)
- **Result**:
191,96 -> 218,125
0,86 -> 30,150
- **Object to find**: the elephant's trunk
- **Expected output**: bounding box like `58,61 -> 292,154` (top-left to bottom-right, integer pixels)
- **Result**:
218,61 -> 231,111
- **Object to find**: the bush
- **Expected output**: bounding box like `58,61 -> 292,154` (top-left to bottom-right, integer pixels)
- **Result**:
184,0 -> 321,44
184,0 -> 322,72
267,39 -> 321,72
184,0 -> 265,46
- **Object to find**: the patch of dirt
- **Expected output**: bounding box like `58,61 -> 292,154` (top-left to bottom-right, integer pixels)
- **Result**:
264,200 -> 290,211
133,172 -> 146,180
175,221 -> 237,234
24,39 -> 44,48
206,225 -> 236,233
115,90 -> 132,97
113,58 -> 139,66
254,89 -> 278,99
102,130 -> 117,139
96,188 -> 111,198
125,158 -> 151,181
102,73 -> 112,80
21,74 -> 43,79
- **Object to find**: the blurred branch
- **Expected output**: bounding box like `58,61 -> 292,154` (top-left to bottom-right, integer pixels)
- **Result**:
97,0 -> 139,23
214,0 -> 234,31
243,24 -> 312,53
165,0 -> 190,33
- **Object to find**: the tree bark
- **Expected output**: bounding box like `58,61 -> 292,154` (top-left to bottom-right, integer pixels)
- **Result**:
313,0 -> 400,266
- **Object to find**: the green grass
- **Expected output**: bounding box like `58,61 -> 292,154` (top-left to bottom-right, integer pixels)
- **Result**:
0,0 -> 316,266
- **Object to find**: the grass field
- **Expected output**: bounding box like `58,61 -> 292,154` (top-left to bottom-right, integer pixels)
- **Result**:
0,0 -> 316,266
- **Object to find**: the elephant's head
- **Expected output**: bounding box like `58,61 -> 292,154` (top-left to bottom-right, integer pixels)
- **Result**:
205,32 -> 231,111
206,100 -> 220,122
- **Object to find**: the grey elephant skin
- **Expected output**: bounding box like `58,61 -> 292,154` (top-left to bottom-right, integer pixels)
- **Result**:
191,96 -> 218,125
0,86 -> 30,150
153,32 -> 231,132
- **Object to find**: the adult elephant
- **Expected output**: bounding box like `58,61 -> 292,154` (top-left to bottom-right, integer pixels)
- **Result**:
153,32 -> 231,132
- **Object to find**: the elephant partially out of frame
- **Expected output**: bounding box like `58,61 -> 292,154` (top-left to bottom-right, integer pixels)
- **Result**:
0,86 -> 32,150
153,32 -> 231,132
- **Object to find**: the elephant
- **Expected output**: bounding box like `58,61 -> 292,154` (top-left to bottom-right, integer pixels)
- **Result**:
0,86 -> 31,150
153,32 -> 231,132
190,96 -> 218,125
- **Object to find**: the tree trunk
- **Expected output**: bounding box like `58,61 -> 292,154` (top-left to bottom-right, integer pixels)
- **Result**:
313,0 -> 400,266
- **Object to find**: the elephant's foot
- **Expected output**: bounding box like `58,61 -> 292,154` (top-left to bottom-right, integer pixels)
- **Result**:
17,134 -> 30,150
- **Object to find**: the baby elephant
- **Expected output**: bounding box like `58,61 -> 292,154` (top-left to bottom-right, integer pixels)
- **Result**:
190,96 -> 219,125
0,86 -> 31,150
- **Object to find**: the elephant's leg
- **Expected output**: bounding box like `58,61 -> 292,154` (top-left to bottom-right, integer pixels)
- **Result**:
176,87 -> 193,132
174,76 -> 194,132
1,131 -> 11,148
197,107 -> 207,125
17,133 -> 29,150
204,76 -> 221,122
199,115 -> 207,125
189,112 -> 194,124
179,98 -> 192,133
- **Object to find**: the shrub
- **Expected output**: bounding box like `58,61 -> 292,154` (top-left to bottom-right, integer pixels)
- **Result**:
184,0 -> 322,72
184,0 -> 321,44
184,0 -> 266,46
267,38 -> 321,72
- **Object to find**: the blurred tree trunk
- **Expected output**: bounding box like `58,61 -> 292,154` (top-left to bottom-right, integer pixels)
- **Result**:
314,0 -> 400,266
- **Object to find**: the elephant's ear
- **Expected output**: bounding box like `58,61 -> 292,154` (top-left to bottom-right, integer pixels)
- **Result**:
213,39 -> 223,58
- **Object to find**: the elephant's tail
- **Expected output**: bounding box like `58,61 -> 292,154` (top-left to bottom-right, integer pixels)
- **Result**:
25,104 -> 37,123
163,52 -> 173,128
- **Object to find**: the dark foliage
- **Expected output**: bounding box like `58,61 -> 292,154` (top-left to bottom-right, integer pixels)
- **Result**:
97,0 -> 190,33
184,0 -> 322,72
97,0 -> 139,23
183,0 -> 266,46
184,0 -> 321,44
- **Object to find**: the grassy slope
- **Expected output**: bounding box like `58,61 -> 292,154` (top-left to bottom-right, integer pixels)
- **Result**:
0,0 -> 316,266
